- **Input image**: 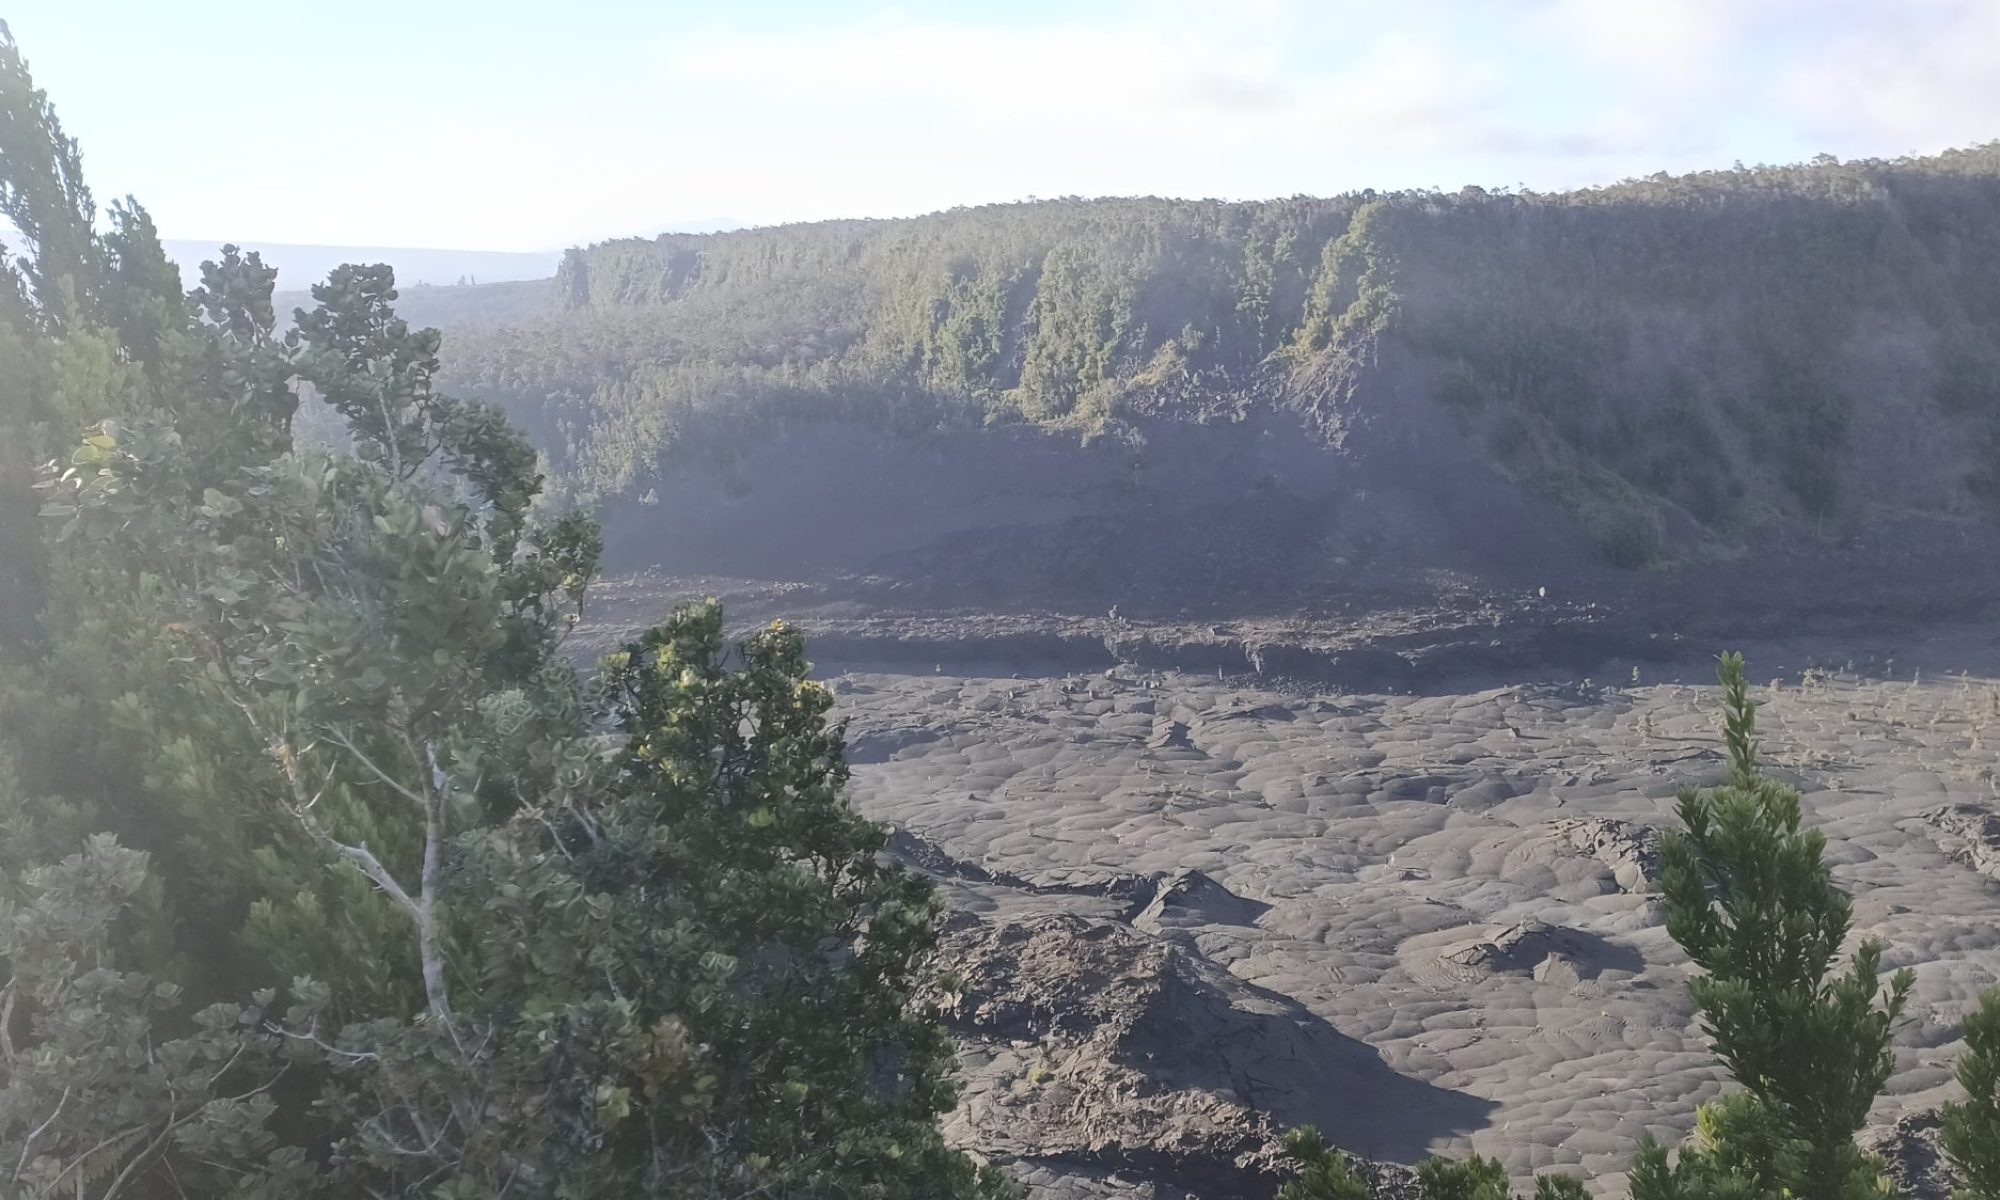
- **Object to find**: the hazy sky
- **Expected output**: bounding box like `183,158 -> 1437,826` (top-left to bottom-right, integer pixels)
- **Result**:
7,0 -> 1998,252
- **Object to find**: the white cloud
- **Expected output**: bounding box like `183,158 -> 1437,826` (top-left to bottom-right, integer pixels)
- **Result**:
37,0 -> 1999,249
1533,0 -> 1747,85
657,11 -> 1492,141
629,7 -> 1527,226
1776,0 -> 2000,154
1517,0 -> 1787,163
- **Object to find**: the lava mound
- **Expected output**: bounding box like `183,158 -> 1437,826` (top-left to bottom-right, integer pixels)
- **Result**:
935,913 -> 1485,1198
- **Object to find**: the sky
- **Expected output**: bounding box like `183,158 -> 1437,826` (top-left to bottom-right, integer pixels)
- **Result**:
6,0 -> 1999,254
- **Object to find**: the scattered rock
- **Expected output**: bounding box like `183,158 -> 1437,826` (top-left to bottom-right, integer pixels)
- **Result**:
1437,921 -> 1559,976
1863,1110 -> 1952,1200
846,725 -> 945,764
1129,869 -> 1270,934
1203,700 -> 1298,723
1548,817 -> 1664,894
1919,805 -> 2000,881
1247,644 -> 1417,691
1408,920 -> 1644,991
888,829 -> 1157,904
1149,718 -> 1198,751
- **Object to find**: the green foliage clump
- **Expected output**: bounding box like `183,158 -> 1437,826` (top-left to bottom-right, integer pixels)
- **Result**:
1576,653 -> 1910,1200
1280,1128 -> 1587,1200
1532,1175 -> 1591,1200
1944,990 -> 2000,1200
1626,1136 -> 1766,1200
0,835 -> 319,1199
1278,1126 -> 1373,1200
1544,466 -> 1667,568
1658,652 -> 1913,1200
1416,1154 -> 1512,1200
0,28 -> 1006,1199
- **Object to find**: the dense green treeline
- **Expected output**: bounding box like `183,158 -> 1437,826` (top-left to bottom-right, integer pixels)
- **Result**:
444,196 -> 1363,501
434,147 -> 2000,563
1376,146 -> 2000,561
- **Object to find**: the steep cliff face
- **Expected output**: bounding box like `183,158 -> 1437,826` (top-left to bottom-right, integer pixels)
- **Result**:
1356,161 -> 2000,562
425,146 -> 2000,587
591,408 -> 1597,609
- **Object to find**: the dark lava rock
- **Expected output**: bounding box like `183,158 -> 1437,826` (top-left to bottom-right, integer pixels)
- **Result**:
1430,920 -> 1644,985
1129,869 -> 1271,934
1919,804 -> 2000,881
1863,1110 -> 1952,1200
1547,817 -> 1664,895
888,828 -> 1160,905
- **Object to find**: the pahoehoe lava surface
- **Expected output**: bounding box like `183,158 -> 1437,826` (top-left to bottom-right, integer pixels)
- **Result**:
566,569 -> 2000,1196
820,659 -> 2000,1197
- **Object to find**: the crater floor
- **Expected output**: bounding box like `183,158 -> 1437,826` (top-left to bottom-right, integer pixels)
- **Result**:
833,663 -> 2000,1197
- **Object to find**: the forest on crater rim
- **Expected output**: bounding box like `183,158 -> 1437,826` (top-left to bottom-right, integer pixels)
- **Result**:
393,145 -> 2000,568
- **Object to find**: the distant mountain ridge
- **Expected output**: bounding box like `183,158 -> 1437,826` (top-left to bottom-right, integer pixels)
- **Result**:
162,239 -> 560,291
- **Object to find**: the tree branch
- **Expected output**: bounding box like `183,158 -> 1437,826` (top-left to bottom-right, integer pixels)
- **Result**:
97,1070 -> 289,1200
377,386 -> 403,480
270,739 -> 421,924
0,980 -> 17,1064
320,725 -> 428,812
12,1084 -> 68,1183
414,738 -> 461,1050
